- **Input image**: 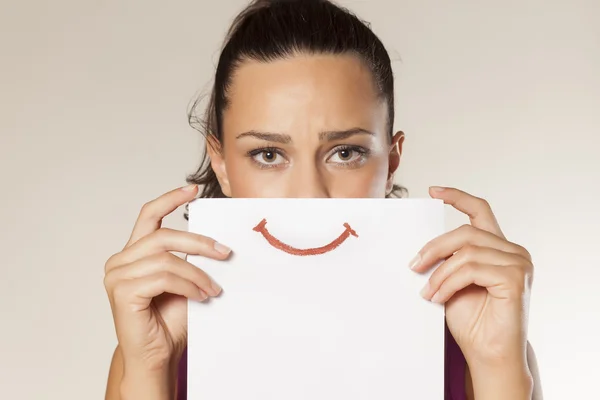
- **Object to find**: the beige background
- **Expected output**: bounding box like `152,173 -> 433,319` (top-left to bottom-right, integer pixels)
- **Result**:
1,0 -> 599,398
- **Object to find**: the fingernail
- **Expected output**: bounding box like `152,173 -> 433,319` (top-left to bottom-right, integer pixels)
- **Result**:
210,279 -> 222,296
430,186 -> 445,192
198,290 -> 208,301
420,282 -> 431,298
431,291 -> 442,304
214,241 -> 231,255
182,184 -> 198,192
409,253 -> 422,270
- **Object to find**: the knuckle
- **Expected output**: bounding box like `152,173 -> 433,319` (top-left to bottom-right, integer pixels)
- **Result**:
139,201 -> 156,217
421,244 -> 439,260
475,196 -> 492,210
420,243 -> 432,256
460,244 -> 478,257
190,232 -> 211,247
458,224 -> 473,234
462,261 -> 479,274
517,244 -> 533,262
428,270 -> 442,287
456,224 -> 477,239
104,253 -> 120,273
198,234 -> 213,245
156,271 -> 175,286
151,227 -> 175,245
154,251 -> 175,266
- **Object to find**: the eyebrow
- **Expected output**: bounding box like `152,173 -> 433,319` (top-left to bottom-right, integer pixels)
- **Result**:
318,128 -> 375,141
236,128 -> 375,144
236,131 -> 292,144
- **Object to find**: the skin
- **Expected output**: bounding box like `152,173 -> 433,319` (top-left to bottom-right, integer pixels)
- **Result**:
104,54 -> 542,399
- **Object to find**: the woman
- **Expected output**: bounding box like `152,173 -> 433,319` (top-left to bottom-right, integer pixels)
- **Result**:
104,0 -> 542,399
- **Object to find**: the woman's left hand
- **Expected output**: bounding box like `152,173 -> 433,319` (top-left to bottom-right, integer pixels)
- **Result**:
411,187 -> 534,374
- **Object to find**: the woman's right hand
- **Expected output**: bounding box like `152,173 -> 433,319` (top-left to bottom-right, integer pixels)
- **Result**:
103,184 -> 231,395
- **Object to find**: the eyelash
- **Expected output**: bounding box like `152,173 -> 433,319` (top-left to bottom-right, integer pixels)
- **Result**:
246,145 -> 371,169
246,147 -> 286,169
330,145 -> 370,168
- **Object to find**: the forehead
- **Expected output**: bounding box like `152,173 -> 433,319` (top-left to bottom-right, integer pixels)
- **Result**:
222,53 -> 388,136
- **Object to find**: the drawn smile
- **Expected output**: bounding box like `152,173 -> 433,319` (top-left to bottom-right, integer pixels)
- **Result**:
252,218 -> 358,256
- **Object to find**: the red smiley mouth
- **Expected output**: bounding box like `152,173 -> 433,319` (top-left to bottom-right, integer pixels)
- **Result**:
252,218 -> 358,256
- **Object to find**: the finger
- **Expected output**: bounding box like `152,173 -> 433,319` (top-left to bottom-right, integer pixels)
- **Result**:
410,224 -> 530,273
125,184 -> 198,248
106,228 -> 231,272
105,252 -> 222,297
429,186 -> 504,238
112,271 -> 208,311
424,246 -> 533,299
420,262 -> 531,304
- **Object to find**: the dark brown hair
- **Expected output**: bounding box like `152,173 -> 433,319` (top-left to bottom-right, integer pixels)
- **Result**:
186,0 -> 407,199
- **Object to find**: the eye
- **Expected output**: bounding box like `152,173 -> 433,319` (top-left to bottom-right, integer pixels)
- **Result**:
327,146 -> 369,165
248,147 -> 287,168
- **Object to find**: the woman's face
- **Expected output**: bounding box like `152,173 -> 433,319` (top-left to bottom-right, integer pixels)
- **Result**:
209,53 -> 403,198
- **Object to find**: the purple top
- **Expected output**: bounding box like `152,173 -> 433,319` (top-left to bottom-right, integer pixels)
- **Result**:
176,321 -> 466,399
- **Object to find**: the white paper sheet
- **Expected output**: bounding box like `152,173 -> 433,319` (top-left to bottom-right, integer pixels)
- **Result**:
187,198 -> 445,399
